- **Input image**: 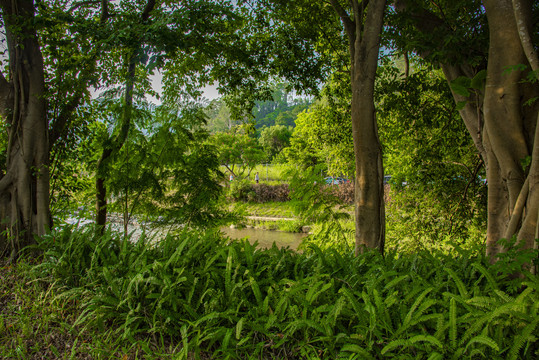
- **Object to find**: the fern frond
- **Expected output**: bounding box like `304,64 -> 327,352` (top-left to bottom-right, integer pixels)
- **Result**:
381,339 -> 409,354
285,319 -> 326,336
383,274 -> 410,291
464,334 -> 500,353
444,268 -> 469,299
493,289 -> 513,303
465,296 -> 497,309
471,262 -> 498,291
427,351 -> 444,360
408,334 -> 443,349
449,297 -> 457,349
340,344 -> 376,360
397,287 -> 433,334
460,302 -> 517,344
508,317 -> 539,360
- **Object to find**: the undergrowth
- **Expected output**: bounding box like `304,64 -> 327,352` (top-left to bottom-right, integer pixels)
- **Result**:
1,225 -> 538,359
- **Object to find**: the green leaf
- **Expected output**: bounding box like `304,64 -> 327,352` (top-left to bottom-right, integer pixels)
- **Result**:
340,344 -> 376,359
470,70 -> 487,90
449,297 -> 457,349
450,76 -> 471,97
464,335 -> 500,352
456,100 -> 467,111
427,352 -> 444,360
236,318 -> 244,340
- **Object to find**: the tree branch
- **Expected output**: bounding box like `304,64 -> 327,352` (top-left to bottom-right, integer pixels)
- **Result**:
351,0 -> 361,43
141,0 -> 156,21
504,176 -> 529,239
101,0 -> 109,22
329,0 -> 354,40
0,170 -> 13,193
68,0 -> 100,13
49,94 -> 84,150
512,0 -> 538,72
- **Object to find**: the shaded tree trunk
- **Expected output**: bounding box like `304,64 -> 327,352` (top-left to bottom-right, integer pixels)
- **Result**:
482,0 -> 536,256
330,0 -> 387,255
0,0 -> 49,261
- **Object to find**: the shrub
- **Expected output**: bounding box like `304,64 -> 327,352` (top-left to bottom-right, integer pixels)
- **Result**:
228,179 -> 254,202
230,183 -> 290,203
329,182 -> 354,204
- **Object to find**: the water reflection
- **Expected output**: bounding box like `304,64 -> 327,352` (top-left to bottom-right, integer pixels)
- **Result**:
220,227 -> 306,251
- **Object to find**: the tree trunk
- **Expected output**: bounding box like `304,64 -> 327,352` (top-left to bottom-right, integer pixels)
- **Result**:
330,0 -> 387,255
0,0 -> 50,261
482,0 -> 537,256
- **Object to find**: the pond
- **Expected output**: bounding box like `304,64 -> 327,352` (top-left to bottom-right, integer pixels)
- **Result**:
220,227 -> 306,251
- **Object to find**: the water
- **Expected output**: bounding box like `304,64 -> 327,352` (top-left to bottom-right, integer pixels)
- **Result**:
65,215 -> 306,250
220,227 -> 306,251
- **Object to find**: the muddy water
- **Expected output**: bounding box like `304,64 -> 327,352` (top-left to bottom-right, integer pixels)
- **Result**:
220,227 -> 306,251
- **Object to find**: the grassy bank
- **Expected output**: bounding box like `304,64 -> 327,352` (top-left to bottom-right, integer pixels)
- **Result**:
1,225 -> 538,359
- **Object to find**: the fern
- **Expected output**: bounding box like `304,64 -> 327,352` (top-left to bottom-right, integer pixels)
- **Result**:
427,352 -> 444,360
445,267 -> 469,299
471,262 -> 499,291
397,287 -> 434,335
381,338 -> 409,354
464,334 -> 500,353
508,317 -> 539,360
340,344 -> 376,360
449,297 -> 457,349
382,334 -> 443,355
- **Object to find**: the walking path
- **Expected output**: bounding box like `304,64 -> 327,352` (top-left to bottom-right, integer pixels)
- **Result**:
246,216 -> 296,222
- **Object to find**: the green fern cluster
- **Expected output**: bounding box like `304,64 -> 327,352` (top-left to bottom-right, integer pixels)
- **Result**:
26,225 -> 539,359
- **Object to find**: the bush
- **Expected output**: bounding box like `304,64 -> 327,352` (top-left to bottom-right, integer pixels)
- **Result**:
230,182 -> 290,203
228,179 -> 254,202
252,183 -> 290,202
329,182 -> 354,204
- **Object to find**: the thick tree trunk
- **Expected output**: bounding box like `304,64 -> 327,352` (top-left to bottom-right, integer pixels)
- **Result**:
330,0 -> 387,255
0,0 -> 50,261
482,0 -> 538,257
512,0 -> 539,257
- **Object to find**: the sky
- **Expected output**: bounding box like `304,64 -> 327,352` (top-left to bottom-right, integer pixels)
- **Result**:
148,71 -> 221,104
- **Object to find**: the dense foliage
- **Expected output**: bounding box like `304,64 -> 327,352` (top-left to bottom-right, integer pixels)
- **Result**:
2,225 -> 537,359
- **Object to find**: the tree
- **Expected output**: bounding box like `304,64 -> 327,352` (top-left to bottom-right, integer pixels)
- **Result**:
0,0 -> 49,260
91,0 -> 272,230
210,130 -> 265,178
259,124 -> 293,162
391,0 -> 538,259
104,103 -> 225,229
328,0 -> 387,254
285,99 -> 354,177
263,0 -> 387,254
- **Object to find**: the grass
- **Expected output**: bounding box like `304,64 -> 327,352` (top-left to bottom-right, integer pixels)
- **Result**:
220,164 -> 289,184
1,224 -> 538,359
233,201 -> 297,219
244,219 -> 306,233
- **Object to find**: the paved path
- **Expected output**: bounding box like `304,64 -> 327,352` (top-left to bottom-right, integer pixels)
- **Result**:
246,216 -> 296,222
